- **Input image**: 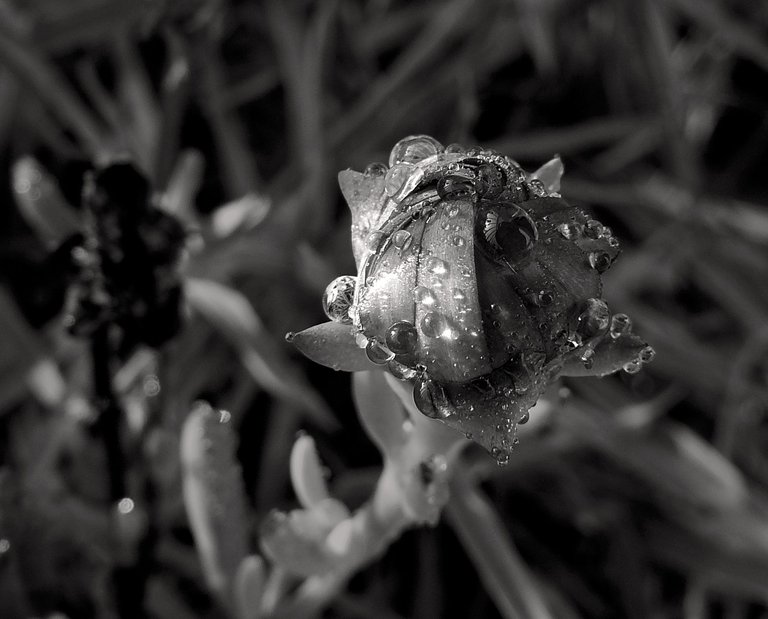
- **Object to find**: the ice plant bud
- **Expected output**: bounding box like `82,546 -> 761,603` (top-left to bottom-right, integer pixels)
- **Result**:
292,136 -> 653,461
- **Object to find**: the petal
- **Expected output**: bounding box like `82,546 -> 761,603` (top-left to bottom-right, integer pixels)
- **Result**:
559,330 -> 650,377
338,169 -> 392,267
531,155 -> 564,193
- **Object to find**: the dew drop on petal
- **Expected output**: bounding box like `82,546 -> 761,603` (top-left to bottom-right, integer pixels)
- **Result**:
447,203 -> 461,218
609,313 -> 632,338
365,339 -> 395,365
518,411 -> 530,424
639,345 -> 656,363
585,219 -> 604,239
386,320 -> 419,354
588,250 -> 611,273
364,162 -> 388,177
577,298 -> 610,338
392,229 -> 413,251
580,347 -> 595,369
322,275 -> 356,324
413,375 -> 452,419
623,360 -> 642,374
384,163 -> 414,197
365,230 -> 387,252
452,235 -> 466,247
421,312 -> 449,338
389,135 -> 443,167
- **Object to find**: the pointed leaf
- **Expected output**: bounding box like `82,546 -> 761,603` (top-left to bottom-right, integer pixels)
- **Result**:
290,434 -> 330,509
288,321 -> 374,372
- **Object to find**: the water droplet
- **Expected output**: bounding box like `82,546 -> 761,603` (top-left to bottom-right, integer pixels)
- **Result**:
609,313 -> 631,338
413,376 -> 452,419
580,347 -> 595,369
414,286 -> 437,306
389,135 -> 443,166
537,290 -> 553,306
557,221 -> 583,240
445,143 -> 465,154
447,203 -> 461,217
388,359 -> 418,381
392,229 -> 413,251
384,163 -> 411,196
623,360 -> 642,374
355,332 -> 369,348
421,312 -> 449,338
482,206 -> 538,263
365,339 -> 395,365
364,162 -> 388,176
322,275 -> 356,324
386,320 -> 418,354
477,163 -> 504,198
491,447 -> 510,466
584,219 -> 604,239
577,298 -> 610,338
452,235 -> 465,247
588,251 -> 611,273
437,170 -> 477,201
366,230 -> 387,252
608,236 -> 620,248
528,178 -> 546,197
639,345 -> 656,363
426,256 -> 450,278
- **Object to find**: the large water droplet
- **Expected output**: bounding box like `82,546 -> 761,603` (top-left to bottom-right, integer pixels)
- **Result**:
447,203 -> 461,218
437,171 -> 477,201
365,339 -> 395,365
609,313 -> 631,338
413,376 -> 452,419
480,206 -> 538,264
364,162 -> 388,176
577,298 -> 610,339
425,256 -> 450,278
452,235 -> 465,247
384,164 -> 412,196
588,251 -> 611,273
421,312 -> 449,338
580,347 -> 595,369
386,320 -> 418,354
584,219 -> 604,239
639,345 -> 656,363
518,411 -> 530,424
623,360 -> 642,374
322,275 -> 356,324
389,135 -> 443,167
365,230 -> 387,252
391,229 -> 412,251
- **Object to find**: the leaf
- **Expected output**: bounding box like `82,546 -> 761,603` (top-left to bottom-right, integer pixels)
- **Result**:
234,555 -> 267,619
288,321 -> 374,372
11,156 -> 80,248
352,371 -> 410,459
180,402 -> 250,605
290,434 -> 330,509
185,277 -> 336,429
447,468 -> 555,619
559,329 -> 650,377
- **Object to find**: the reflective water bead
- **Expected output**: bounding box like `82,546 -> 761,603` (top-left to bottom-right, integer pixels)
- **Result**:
364,162 -> 388,176
537,290 -> 554,306
444,143 -> 465,154
588,251 -> 611,273
639,345 -> 656,363
392,229 -> 413,251
385,163 -> 412,197
580,347 -> 595,369
421,312 -> 449,338
322,275 -> 356,324
623,360 -> 642,374
437,171 -> 476,201
609,313 -> 631,338
414,285 -> 437,306
584,219 -> 604,239
556,221 -> 583,240
365,230 -> 387,252
426,256 -> 450,278
413,376 -> 452,419
447,203 -> 461,217
528,178 -> 546,197
365,339 -> 395,365
452,235 -> 465,247
386,320 -> 419,354
577,298 -> 610,338
518,411 -> 530,424
389,135 -> 443,167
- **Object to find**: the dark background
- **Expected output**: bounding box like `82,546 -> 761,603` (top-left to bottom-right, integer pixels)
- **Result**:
2,0 -> 768,617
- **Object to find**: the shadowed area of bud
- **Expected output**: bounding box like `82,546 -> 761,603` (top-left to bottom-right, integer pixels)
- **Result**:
292,136 -> 654,462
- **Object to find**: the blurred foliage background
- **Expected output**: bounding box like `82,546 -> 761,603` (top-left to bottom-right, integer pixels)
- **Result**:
1,0 -> 768,617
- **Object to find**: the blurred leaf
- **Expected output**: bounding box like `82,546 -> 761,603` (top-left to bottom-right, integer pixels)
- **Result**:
180,401 -> 250,607
185,277 -> 336,429
447,467 -> 555,619
289,434 -> 331,509
234,555 -> 267,619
